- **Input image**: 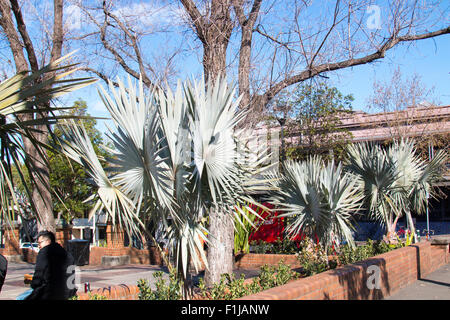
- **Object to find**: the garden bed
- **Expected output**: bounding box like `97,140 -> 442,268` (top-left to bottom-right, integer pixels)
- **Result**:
74,237 -> 449,300
241,239 -> 449,300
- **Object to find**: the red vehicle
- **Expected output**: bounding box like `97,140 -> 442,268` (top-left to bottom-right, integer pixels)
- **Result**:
248,202 -> 284,243
248,202 -> 308,244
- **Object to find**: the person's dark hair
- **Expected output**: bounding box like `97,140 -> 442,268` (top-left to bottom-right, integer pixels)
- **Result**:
36,230 -> 56,243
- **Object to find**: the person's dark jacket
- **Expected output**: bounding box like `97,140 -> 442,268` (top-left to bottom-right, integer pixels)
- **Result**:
26,242 -> 76,300
0,254 -> 7,292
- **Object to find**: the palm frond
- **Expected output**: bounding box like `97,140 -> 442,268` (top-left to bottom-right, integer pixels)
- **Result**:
268,156 -> 361,247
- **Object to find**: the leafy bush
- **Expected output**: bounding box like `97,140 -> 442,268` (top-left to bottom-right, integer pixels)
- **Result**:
297,238 -> 333,276
250,240 -> 273,254
250,238 -> 300,254
137,270 -> 183,300
198,261 -> 300,300
258,261 -> 299,290
337,239 -> 404,265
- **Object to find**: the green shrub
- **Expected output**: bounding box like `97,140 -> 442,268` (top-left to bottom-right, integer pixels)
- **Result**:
87,293 -> 108,300
137,270 -> 183,300
297,238 -> 332,276
250,238 -> 300,254
198,261 -> 299,300
337,239 -> 404,266
271,238 -> 300,254
258,261 -> 299,290
250,240 -> 273,254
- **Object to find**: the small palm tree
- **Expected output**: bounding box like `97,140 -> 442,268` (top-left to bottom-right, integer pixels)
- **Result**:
59,75 -> 271,295
345,140 -> 448,242
266,156 -> 362,249
0,53 -> 96,229
344,142 -> 401,237
387,139 -> 447,241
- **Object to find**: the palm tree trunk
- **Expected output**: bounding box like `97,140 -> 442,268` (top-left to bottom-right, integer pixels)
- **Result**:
204,208 -> 234,287
405,210 -> 418,243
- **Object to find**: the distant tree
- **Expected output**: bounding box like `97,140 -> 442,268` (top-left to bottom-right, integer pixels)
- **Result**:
366,66 -> 447,162
49,99 -> 109,223
12,99 -> 108,224
269,81 -> 354,162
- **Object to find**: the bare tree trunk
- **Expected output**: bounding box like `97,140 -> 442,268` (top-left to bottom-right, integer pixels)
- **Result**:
0,0 -> 64,233
233,0 -> 262,122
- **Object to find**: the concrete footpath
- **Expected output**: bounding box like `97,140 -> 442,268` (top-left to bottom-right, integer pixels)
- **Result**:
1,261 -> 448,300
385,263 -> 450,300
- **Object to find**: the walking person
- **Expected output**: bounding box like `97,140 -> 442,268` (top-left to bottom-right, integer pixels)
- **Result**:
17,231 -> 76,300
0,253 -> 7,293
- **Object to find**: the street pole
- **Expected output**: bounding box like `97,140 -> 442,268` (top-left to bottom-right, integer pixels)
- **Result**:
426,141 -> 434,240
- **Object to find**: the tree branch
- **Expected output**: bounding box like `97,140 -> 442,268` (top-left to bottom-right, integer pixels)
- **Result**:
180,0 -> 206,43
9,0 -> 39,71
257,26 -> 450,108
101,7 -> 154,86
0,0 -> 28,72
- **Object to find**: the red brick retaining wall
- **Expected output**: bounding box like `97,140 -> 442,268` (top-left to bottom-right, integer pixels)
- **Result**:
76,240 -> 449,300
77,284 -> 140,300
235,253 -> 301,269
89,247 -> 163,265
240,240 -> 449,300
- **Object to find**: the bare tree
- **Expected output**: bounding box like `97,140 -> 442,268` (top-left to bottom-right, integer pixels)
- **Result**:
366,66 -> 448,161
68,0 -> 186,88
0,0 -> 65,232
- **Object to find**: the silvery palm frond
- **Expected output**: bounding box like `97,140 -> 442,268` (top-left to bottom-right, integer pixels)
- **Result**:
0,53 -> 96,227
345,142 -> 402,226
387,139 -> 448,216
268,156 -> 361,247
345,139 -> 448,240
409,149 -> 447,215
59,120 -> 143,237
98,77 -> 175,216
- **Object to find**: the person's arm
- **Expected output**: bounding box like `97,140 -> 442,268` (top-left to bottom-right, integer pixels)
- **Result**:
0,254 -> 7,291
28,249 -> 49,299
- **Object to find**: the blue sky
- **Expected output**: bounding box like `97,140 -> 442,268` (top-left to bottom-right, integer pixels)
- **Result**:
333,36 -> 450,111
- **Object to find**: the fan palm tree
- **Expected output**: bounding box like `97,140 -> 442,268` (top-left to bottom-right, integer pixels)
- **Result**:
344,142 -> 401,237
345,140 -> 448,242
387,139 -> 447,241
0,53 -> 96,230
59,75 -> 272,296
266,156 -> 363,249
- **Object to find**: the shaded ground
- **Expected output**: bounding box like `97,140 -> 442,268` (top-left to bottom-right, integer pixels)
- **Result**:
385,263 -> 450,300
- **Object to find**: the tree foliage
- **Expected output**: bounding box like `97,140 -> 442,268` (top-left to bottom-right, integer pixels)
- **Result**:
269,82 -> 354,162
49,99 -> 109,222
